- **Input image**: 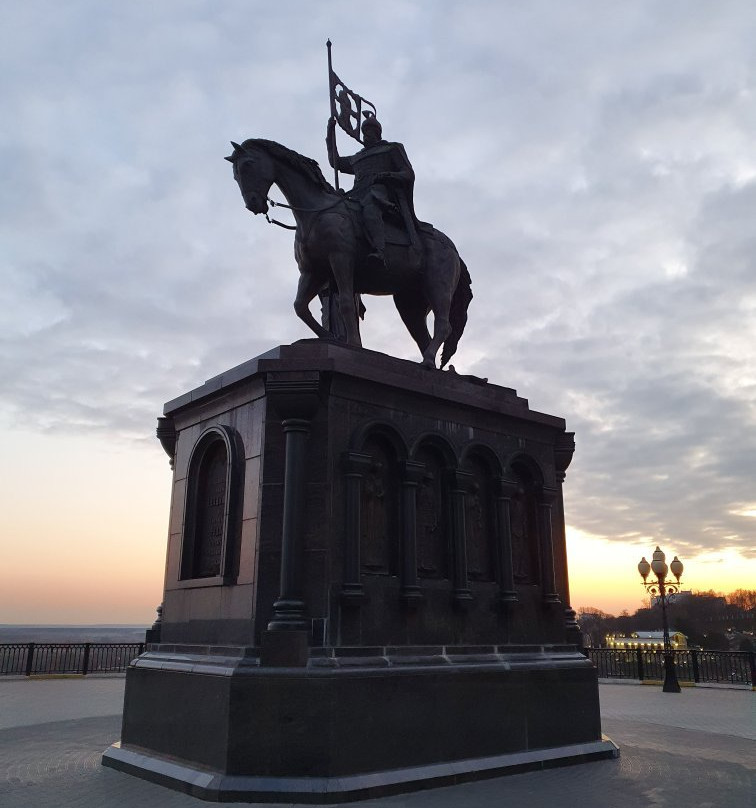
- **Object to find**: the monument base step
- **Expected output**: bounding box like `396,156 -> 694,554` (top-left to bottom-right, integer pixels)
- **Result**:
103,736 -> 619,803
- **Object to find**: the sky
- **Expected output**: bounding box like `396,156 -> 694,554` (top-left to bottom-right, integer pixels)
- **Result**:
1,0 -> 755,624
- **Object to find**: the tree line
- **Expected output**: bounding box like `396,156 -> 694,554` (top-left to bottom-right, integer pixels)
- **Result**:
578,589 -> 756,650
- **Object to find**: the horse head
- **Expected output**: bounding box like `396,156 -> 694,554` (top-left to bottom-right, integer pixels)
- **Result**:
227,139 -> 338,219
225,141 -> 274,215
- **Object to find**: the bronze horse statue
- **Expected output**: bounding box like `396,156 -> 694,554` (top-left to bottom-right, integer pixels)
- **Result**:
226,139 -> 472,368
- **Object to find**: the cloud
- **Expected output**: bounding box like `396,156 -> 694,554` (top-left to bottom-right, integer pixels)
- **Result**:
1,0 -> 755,568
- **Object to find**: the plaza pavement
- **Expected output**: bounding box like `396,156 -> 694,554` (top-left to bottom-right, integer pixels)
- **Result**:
0,676 -> 753,807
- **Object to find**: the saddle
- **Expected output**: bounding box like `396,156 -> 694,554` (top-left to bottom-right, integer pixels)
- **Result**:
342,195 -> 428,250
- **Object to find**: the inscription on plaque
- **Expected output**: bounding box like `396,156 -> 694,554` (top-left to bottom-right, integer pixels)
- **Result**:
510,465 -> 540,584
193,441 -> 228,578
360,437 -> 396,575
464,456 -> 494,582
415,445 -> 447,579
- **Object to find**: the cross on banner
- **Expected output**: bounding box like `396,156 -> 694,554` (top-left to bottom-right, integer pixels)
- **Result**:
327,40 -> 377,144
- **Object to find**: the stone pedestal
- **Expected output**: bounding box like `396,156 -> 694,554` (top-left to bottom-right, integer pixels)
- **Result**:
103,340 -> 616,801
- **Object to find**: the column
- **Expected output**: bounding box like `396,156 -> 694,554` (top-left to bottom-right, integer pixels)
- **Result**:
341,451 -> 372,603
555,431 -> 578,636
494,477 -> 518,606
400,460 -> 425,607
539,487 -> 561,605
265,376 -> 320,632
448,469 -> 473,607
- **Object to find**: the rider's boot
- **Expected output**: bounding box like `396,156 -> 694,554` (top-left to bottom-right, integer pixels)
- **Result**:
362,203 -> 387,265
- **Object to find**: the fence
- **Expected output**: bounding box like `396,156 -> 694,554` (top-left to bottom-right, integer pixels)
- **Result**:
586,647 -> 755,686
1,642 -> 753,684
0,643 -> 144,676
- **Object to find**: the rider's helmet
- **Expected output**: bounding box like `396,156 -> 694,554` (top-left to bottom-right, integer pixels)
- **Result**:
361,112 -> 382,140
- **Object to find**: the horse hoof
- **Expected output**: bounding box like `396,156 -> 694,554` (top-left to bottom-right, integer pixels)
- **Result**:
420,359 -> 435,370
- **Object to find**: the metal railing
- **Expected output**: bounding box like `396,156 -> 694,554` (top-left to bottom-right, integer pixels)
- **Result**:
0,643 -> 144,676
586,647 -> 755,686
2,642 -> 752,684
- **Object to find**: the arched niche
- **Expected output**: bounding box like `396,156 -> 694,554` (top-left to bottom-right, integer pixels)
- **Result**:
507,455 -> 544,586
461,448 -> 499,583
342,423 -> 407,601
349,420 -> 409,458
180,426 -> 243,582
358,432 -> 401,577
411,435 -> 456,581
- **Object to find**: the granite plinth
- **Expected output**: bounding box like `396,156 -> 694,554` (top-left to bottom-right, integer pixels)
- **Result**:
104,646 -> 615,802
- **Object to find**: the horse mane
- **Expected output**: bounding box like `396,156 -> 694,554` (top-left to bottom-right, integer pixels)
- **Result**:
241,138 -> 336,194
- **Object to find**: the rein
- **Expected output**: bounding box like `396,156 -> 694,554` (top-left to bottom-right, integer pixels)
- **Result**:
265,194 -> 348,230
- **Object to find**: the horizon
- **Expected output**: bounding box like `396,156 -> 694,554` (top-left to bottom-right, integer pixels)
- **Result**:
1,577 -> 752,633
1,576 -> 752,628
0,621 -> 149,628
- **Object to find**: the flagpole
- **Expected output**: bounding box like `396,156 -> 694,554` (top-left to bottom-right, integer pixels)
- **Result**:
326,39 -> 340,190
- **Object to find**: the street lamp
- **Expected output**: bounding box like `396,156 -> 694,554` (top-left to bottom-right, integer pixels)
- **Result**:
637,547 -> 684,693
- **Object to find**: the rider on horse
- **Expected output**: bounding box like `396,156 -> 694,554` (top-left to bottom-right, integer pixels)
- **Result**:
326,113 -> 419,265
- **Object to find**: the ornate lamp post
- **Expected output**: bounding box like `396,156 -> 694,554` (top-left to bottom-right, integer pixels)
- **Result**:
638,547 -> 684,693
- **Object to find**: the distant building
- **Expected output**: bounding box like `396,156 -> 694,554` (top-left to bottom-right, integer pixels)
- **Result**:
606,631 -> 687,650
649,590 -> 724,608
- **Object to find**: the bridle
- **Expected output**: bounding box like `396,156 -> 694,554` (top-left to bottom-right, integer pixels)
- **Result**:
264,194 -> 349,230
233,147 -> 350,232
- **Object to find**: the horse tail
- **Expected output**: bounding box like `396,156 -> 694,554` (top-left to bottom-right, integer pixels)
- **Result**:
440,258 -> 473,369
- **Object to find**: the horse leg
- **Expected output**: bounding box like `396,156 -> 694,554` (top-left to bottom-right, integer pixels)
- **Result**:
422,308 -> 452,369
329,252 -> 362,347
294,270 -> 332,340
393,293 -> 431,356
421,246 -> 458,369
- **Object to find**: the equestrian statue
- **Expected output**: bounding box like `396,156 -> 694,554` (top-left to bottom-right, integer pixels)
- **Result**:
226,44 -> 472,369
